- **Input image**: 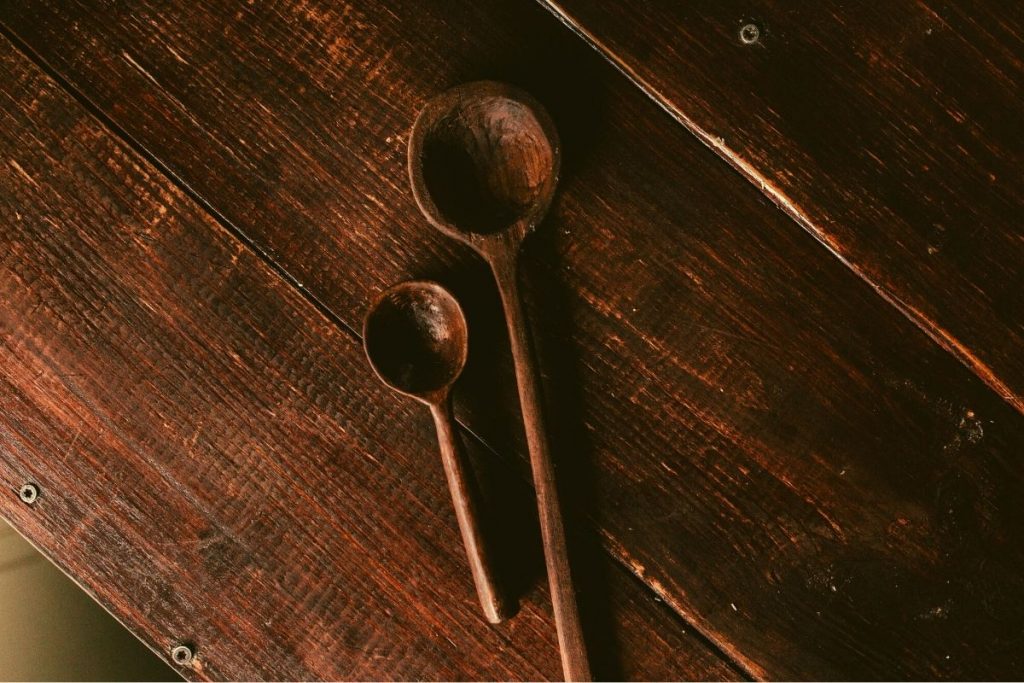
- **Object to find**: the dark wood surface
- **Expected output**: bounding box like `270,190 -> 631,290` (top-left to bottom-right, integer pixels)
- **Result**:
539,0 -> 1024,415
0,39 -> 735,681
1,0 -> 1023,679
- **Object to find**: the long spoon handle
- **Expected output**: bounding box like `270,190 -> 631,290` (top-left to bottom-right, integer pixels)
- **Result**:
490,250 -> 591,682
430,396 -> 511,624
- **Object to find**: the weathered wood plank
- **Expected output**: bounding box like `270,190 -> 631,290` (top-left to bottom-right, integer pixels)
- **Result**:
538,0 -> 1024,413
3,0 -> 1024,678
0,38 -> 738,681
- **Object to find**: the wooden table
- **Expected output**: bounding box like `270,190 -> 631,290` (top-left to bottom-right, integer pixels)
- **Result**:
1,0 -> 1022,679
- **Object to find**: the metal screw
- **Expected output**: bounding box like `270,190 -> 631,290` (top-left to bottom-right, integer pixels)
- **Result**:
171,644 -> 194,667
19,483 -> 39,505
739,22 -> 761,45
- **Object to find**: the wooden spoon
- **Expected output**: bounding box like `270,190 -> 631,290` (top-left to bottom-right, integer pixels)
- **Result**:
408,81 -> 591,681
364,279 -> 512,624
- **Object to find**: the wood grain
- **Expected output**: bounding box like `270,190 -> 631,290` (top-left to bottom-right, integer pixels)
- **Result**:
537,0 -> 1024,414
0,37 -> 737,681
3,0 -> 1024,678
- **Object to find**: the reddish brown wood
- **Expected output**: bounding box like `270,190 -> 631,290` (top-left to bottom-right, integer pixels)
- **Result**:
364,280 -> 512,624
537,0 -> 1024,415
409,82 -> 589,682
0,37 -> 739,681
3,0 -> 1024,678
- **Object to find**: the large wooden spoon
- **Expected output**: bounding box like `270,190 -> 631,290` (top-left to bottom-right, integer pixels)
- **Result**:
408,81 -> 590,681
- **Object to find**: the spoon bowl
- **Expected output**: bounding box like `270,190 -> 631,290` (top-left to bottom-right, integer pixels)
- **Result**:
409,81 -> 560,247
364,280 -> 468,401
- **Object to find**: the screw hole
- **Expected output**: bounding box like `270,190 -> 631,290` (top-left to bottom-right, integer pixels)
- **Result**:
171,644 -> 194,666
19,483 -> 39,505
739,22 -> 761,45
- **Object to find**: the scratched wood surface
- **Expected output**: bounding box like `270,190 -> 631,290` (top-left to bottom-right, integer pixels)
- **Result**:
538,0 -> 1024,414
2,0 -> 1024,679
0,39 -> 738,681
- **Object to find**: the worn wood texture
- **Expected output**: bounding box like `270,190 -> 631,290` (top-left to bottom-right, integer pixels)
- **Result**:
538,0 -> 1024,414
0,39 -> 738,681
3,0 -> 1024,678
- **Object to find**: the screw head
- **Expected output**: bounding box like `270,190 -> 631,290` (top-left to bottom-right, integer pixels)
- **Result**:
739,22 -> 761,45
171,644 -> 194,667
18,483 -> 39,505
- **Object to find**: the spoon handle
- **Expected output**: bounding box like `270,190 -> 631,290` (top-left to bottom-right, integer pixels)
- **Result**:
430,396 -> 511,624
490,250 -> 592,682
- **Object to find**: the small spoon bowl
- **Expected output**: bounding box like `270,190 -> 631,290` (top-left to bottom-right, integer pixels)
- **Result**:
364,280 -> 468,401
408,81 -> 560,247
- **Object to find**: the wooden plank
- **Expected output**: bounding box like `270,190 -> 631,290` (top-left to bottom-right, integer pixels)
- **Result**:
536,0 -> 1024,414
3,0 -> 1024,678
0,38 -> 738,681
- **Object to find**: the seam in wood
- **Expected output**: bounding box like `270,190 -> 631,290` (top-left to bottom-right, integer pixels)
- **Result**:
601,531 -> 762,681
536,0 -> 1024,421
0,22 -> 749,680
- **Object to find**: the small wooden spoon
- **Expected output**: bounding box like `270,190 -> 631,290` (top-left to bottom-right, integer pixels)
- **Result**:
364,280 -> 511,624
408,82 -> 591,681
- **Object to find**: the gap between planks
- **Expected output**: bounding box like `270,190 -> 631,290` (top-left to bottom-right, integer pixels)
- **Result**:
536,0 -> 1024,420
0,23 -> 754,682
